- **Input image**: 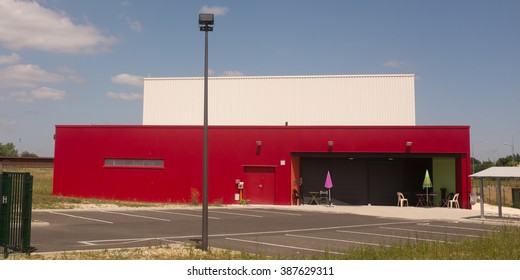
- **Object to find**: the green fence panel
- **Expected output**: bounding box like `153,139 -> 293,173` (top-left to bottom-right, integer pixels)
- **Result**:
0,172 -> 33,258
1,173 -> 10,258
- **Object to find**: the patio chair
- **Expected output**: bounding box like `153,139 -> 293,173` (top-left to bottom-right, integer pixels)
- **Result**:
319,190 -> 328,205
440,188 -> 447,206
397,192 -> 408,207
448,193 -> 460,208
441,192 -> 453,207
293,189 -> 301,205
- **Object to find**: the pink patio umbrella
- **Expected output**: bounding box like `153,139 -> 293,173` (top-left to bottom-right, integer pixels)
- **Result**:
325,170 -> 333,206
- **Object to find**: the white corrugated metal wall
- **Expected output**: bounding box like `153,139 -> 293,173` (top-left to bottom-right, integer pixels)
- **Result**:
143,74 -> 415,126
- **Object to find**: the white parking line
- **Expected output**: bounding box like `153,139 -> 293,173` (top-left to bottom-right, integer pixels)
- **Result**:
210,211 -> 263,218
78,237 -> 181,246
225,237 -> 343,255
241,209 -> 302,216
418,223 -> 499,232
285,234 -> 390,247
337,230 -> 447,243
198,221 -> 424,239
148,210 -> 220,220
79,237 -> 156,246
77,221 -> 426,246
49,211 -> 114,224
380,226 -> 482,238
99,211 -> 170,221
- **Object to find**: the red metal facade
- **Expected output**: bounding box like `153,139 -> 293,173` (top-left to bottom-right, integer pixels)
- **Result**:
53,125 -> 472,208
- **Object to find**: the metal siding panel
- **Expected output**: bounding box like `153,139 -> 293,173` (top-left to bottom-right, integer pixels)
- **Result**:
144,78 -> 203,125
143,75 -> 415,126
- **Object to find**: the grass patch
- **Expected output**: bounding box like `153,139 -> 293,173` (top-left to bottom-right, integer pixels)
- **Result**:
5,168 -> 188,209
8,243 -> 268,260
355,226 -> 520,260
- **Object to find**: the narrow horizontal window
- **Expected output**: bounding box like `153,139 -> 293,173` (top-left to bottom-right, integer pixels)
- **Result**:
104,158 -> 164,168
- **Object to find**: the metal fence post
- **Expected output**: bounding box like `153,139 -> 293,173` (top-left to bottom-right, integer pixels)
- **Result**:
21,174 -> 33,254
1,173 -> 12,258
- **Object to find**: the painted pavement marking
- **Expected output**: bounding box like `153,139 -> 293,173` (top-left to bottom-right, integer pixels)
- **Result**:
99,210 -> 170,221
380,226 -> 482,238
337,229 -> 447,243
285,233 -> 390,247
147,209 -> 220,220
209,211 -> 263,218
417,223 -> 499,232
48,211 -> 114,224
240,209 -> 302,216
225,237 -> 343,255
77,220 -> 422,246
78,237 -> 178,246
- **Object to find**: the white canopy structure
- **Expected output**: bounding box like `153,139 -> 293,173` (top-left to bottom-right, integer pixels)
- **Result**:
470,167 -> 520,218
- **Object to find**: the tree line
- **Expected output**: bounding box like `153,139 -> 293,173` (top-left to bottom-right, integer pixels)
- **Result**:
472,154 -> 520,173
0,142 -> 38,157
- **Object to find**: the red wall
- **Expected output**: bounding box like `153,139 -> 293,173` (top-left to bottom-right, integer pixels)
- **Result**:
53,125 -> 471,208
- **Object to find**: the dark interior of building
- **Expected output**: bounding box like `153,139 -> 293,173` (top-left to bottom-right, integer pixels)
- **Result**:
299,154 -> 432,206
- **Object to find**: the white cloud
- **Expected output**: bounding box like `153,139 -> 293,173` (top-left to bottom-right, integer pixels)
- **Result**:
0,117 -> 17,126
0,64 -> 65,88
0,87 -> 68,103
5,91 -> 34,103
0,0 -> 118,54
384,60 -> 406,69
31,87 -> 68,100
56,66 -> 86,83
55,66 -> 76,74
383,60 -> 415,70
66,74 -> 86,84
108,73 -> 143,101
111,73 -> 144,87
222,70 -> 245,77
0,53 -> 20,64
199,5 -> 229,16
127,18 -> 143,32
106,91 -> 143,101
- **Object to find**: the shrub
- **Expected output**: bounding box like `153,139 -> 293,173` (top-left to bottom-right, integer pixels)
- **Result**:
190,187 -> 200,206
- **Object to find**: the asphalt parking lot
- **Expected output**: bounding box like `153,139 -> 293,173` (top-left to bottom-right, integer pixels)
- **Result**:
30,206 -> 503,257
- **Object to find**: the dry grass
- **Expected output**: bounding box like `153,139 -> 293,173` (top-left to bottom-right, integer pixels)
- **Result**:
8,243 -> 266,260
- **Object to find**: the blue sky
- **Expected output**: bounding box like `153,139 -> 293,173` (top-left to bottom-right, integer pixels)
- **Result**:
0,0 -> 518,160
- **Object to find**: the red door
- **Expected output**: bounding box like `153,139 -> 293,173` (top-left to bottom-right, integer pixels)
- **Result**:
243,166 -> 275,204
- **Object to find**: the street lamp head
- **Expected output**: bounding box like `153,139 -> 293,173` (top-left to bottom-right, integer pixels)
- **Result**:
199,13 -> 214,25
199,13 -> 214,31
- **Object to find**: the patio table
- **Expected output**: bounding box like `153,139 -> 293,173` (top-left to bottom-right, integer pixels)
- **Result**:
416,193 -> 437,207
308,192 -> 319,205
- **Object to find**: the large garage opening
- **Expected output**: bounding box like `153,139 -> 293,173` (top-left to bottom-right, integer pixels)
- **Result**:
298,154 -> 442,206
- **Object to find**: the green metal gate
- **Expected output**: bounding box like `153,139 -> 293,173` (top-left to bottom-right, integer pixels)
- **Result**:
0,172 -> 33,258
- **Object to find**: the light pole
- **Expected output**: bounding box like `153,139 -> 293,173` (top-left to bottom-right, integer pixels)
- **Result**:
471,140 -> 483,174
502,136 -> 515,166
199,13 -> 213,251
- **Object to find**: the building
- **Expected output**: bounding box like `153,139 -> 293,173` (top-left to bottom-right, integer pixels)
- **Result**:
53,75 -> 472,208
